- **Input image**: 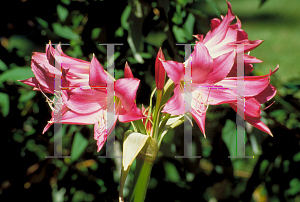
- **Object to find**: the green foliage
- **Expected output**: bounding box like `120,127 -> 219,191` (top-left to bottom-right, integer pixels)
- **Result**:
0,92 -> 9,117
1,0 -> 300,201
57,4 -> 69,22
222,119 -> 237,156
71,132 -> 89,162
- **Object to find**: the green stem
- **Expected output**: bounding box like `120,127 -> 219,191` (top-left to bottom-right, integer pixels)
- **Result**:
129,137 -> 158,202
157,113 -> 171,136
152,89 -> 163,140
129,156 -> 154,202
134,119 -> 147,135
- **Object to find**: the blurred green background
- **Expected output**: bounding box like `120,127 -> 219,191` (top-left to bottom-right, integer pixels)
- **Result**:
0,0 -> 299,201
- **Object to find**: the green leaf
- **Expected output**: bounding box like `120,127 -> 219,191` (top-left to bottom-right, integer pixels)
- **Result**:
0,66 -> 34,88
222,119 -> 237,156
183,13 -> 195,41
121,5 -> 131,30
287,178 -> 300,195
35,17 -> 48,29
115,27 -> 124,37
119,131 -> 149,201
57,4 -> 69,22
0,59 -> 8,71
260,0 -> 269,7
71,132 -> 88,162
91,28 -> 101,40
127,35 -> 144,63
6,35 -> 35,57
19,91 -> 36,103
61,0 -> 70,5
52,23 -> 80,40
172,25 -> 187,43
164,162 -> 180,183
205,0 -> 221,16
293,152 -> 300,162
72,13 -> 84,28
158,114 -> 184,147
0,92 -> 9,117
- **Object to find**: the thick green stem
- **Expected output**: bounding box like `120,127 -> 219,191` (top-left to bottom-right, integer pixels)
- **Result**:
153,89 -> 163,140
129,156 -> 154,202
129,137 -> 158,202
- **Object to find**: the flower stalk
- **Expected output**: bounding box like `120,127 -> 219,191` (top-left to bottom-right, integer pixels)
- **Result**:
129,137 -> 158,202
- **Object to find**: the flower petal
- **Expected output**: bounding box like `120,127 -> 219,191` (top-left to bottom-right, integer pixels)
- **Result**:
63,88 -> 107,113
205,26 -> 237,58
46,42 -> 90,74
190,43 -> 213,84
115,78 -> 140,112
229,98 -> 272,135
162,84 -> 185,115
94,109 -> 118,152
191,107 -> 207,137
204,50 -> 235,84
254,84 -> 276,104
89,55 -> 109,87
161,60 -> 184,84
118,105 -> 145,122
192,85 -> 237,105
203,1 -> 235,47
217,68 -> 277,97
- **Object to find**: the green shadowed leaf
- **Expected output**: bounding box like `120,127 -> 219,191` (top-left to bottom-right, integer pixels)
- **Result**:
19,91 -> 36,103
57,4 -> 69,22
72,13 -> 84,28
260,0 -> 269,7
158,114 -> 184,147
0,59 -> 8,71
127,35 -> 144,64
121,5 -> 131,31
172,25 -> 187,43
119,131 -> 149,201
287,178 -> 300,195
183,13 -> 196,41
52,23 -> 80,40
0,66 -> 34,88
35,17 -> 49,29
164,162 -> 180,183
0,92 -> 9,117
91,28 -> 101,40
222,119 -> 236,156
71,132 -> 89,162
205,0 -> 221,16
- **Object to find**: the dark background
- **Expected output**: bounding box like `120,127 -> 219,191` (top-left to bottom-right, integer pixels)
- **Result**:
0,0 -> 300,201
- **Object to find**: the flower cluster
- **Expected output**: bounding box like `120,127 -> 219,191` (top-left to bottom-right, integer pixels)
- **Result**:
161,1 -> 278,136
21,43 -> 144,152
20,1 -> 277,152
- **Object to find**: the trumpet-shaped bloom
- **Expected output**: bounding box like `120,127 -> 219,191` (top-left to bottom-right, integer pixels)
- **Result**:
161,43 -> 277,137
194,1 -> 263,76
20,43 -> 144,152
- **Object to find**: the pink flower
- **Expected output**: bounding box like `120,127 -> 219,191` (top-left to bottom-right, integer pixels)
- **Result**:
194,1 -> 263,76
20,42 -> 144,152
20,42 -> 90,94
161,42 -> 277,137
